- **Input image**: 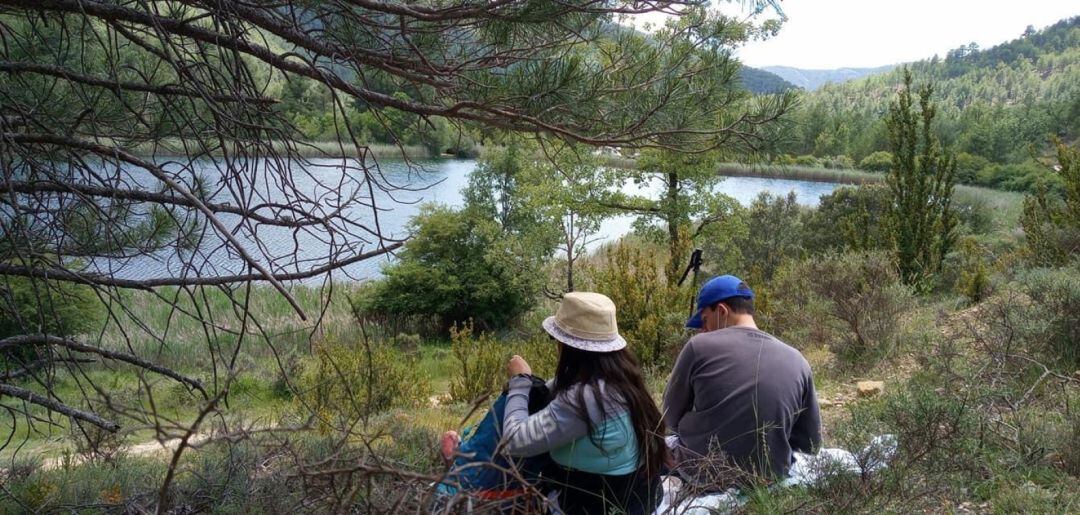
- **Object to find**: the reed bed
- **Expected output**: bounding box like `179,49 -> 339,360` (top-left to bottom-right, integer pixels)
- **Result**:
130,138 -> 432,160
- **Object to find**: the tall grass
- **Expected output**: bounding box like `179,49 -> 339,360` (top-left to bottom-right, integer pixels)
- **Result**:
100,283 -> 362,373
717,162 -> 883,184
129,138 -> 432,159
717,162 -> 1024,229
953,184 -> 1024,230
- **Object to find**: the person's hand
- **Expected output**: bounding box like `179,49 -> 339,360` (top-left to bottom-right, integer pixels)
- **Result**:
507,355 -> 532,377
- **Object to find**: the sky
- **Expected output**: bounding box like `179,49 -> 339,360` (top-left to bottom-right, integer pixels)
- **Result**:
634,1 -> 1078,69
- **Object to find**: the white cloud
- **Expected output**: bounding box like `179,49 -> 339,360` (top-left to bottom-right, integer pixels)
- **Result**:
629,1 -> 1078,69
738,0 -> 1077,68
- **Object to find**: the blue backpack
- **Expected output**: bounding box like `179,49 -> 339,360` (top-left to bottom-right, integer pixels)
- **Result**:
440,377 -> 552,494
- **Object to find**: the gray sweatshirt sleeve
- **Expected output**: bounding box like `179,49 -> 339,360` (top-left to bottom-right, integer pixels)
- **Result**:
663,341 -> 696,432
789,370 -> 822,453
500,375 -> 590,457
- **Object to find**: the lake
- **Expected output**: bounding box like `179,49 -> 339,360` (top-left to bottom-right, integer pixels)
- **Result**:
92,159 -> 839,283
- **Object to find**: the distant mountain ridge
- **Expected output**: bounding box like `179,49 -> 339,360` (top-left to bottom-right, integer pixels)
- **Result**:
739,66 -> 799,93
763,65 -> 896,91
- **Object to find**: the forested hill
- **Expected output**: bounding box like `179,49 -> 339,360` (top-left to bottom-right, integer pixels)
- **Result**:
782,16 -> 1080,193
763,65 -> 895,91
740,66 -> 799,93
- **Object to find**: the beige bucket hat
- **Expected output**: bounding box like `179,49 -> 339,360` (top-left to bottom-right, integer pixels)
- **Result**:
542,292 -> 627,352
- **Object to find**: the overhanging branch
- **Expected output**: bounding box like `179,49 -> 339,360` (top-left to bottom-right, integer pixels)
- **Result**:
0,335 -> 205,394
0,383 -> 120,432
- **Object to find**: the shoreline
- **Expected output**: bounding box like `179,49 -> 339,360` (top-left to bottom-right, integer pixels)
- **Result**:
717,163 -> 883,185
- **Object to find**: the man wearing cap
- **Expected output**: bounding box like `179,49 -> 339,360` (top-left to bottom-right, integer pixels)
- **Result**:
663,275 -> 821,488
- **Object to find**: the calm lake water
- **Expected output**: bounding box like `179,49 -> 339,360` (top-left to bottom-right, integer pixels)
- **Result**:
93,159 -> 838,283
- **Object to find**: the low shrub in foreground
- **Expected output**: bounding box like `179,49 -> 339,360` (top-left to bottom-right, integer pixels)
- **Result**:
295,336 -> 432,432
1016,266 -> 1080,367
448,320 -> 559,403
448,321 -> 505,403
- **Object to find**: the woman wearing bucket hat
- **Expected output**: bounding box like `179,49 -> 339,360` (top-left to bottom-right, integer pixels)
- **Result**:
499,292 -> 667,515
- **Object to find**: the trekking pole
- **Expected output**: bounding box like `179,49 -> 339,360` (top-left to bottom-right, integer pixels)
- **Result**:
677,248 -> 703,318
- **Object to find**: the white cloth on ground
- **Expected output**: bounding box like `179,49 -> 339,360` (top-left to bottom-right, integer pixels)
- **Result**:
653,435 -> 897,514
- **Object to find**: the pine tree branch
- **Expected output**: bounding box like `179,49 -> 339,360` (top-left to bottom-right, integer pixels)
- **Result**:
0,335 -> 205,394
0,383 -> 120,432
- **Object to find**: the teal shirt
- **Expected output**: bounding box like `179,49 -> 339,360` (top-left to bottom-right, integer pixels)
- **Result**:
502,376 -> 641,476
550,411 -> 639,475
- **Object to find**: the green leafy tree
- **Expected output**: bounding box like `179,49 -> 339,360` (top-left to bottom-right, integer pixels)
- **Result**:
804,184 -> 892,254
740,192 -> 805,283
1021,139 -> 1080,265
359,205 -> 547,330
592,12 -> 793,281
603,149 -> 726,282
885,69 -> 958,289
524,143 -> 608,293
463,142 -> 549,235
465,138 -> 607,293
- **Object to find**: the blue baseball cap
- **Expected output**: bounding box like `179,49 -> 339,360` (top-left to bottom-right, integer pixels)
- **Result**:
686,275 -> 755,329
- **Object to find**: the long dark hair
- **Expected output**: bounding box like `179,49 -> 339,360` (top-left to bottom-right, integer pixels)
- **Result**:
552,343 -> 667,477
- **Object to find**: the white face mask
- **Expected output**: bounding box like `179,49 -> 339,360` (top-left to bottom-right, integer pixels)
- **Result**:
711,305 -> 728,332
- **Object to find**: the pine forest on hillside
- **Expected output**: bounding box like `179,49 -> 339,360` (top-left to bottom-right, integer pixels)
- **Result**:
781,17 -> 1079,194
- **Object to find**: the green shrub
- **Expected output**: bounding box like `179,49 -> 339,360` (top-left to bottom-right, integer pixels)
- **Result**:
859,150 -> 894,172
768,251 -> 912,360
1,454 -> 163,512
954,152 -> 991,184
1020,140 -> 1080,266
793,154 -> 820,167
1017,266 -> 1080,366
0,272 -> 102,367
448,321 -> 507,402
588,239 -> 687,369
977,161 -> 1063,193
803,185 -> 891,254
357,205 -> 546,330
0,275 -> 101,339
69,419 -> 128,464
296,336 -> 432,431
740,192 -> 805,284
517,330 -> 560,379
447,320 -> 560,403
820,154 -> 855,170
870,377 -> 981,472
696,193 -> 749,279
952,237 -> 993,303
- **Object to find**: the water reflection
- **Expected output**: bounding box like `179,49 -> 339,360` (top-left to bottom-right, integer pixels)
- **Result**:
90,159 -> 838,283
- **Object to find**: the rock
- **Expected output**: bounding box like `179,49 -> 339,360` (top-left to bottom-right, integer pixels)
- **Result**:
819,398 -> 835,409
427,393 -> 452,407
856,381 -> 884,398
